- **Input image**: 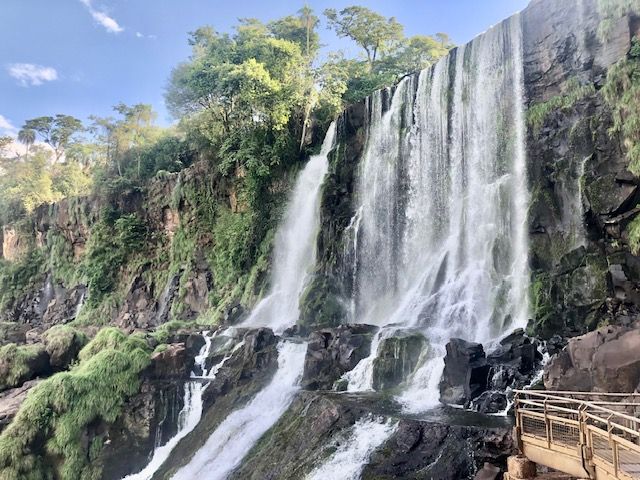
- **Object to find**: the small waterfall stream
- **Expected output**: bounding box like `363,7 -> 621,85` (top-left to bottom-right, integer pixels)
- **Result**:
169,122 -> 336,479
123,331 -> 242,480
241,122 -> 336,334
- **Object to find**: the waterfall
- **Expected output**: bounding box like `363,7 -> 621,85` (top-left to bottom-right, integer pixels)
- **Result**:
122,330 -> 242,480
241,122 -> 336,334
171,341 -> 307,480
343,14 -> 529,412
171,123 -> 336,479
306,417 -> 398,480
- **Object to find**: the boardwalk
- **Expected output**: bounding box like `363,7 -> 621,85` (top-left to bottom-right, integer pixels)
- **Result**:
514,390 -> 640,479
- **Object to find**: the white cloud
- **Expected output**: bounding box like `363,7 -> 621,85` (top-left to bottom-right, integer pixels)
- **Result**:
0,114 -> 17,135
7,63 -> 58,87
135,31 -> 157,40
80,0 -> 123,34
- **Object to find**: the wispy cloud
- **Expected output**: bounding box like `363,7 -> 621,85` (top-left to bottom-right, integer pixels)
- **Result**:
79,0 -> 123,34
7,63 -> 58,87
0,114 -> 17,135
136,31 -> 157,40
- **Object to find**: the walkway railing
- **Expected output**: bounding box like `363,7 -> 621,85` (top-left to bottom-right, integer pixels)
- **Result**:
514,390 -> 640,479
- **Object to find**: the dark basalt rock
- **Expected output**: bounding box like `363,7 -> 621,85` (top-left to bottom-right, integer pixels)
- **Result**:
372,331 -> 427,391
440,338 -> 490,406
471,391 -> 509,415
302,324 -> 377,390
230,391 -> 514,480
150,343 -> 192,379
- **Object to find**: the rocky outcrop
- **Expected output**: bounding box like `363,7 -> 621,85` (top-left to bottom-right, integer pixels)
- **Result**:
524,0 -> 640,338
544,324 -> 640,392
302,324 -> 376,390
372,331 -> 426,391
440,338 -> 490,406
230,391 -> 514,480
0,380 -> 40,432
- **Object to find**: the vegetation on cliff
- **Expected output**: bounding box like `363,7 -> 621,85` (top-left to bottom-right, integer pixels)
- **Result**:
0,327 -> 151,480
0,6 -> 452,328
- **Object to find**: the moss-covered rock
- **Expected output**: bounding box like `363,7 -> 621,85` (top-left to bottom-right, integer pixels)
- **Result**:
298,274 -> 347,329
41,325 -> 88,370
372,332 -> 427,391
0,343 -> 50,392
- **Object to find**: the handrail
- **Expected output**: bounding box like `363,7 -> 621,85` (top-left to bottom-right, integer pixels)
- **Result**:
514,390 -> 640,479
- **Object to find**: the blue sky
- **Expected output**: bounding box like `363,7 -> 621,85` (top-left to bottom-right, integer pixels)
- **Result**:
0,0 -> 529,135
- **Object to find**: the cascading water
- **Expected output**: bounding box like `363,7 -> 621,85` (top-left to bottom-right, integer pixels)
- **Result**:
171,341 -> 307,480
242,122 -> 336,334
343,14 -> 529,413
305,416 -> 398,480
122,330 -> 243,480
171,123 -> 336,479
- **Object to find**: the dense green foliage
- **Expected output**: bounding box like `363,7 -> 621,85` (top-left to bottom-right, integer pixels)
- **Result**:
0,247 -> 46,313
0,328 -> 151,480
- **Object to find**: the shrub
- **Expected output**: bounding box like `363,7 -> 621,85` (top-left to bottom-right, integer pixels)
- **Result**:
0,327 -> 151,480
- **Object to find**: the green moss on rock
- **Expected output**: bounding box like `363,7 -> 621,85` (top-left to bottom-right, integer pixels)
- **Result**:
0,327 -> 151,480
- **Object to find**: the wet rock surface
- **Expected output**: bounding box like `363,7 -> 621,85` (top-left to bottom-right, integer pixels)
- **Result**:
439,338 -> 490,406
372,331 -> 426,391
302,324 -> 377,390
231,391 -> 514,480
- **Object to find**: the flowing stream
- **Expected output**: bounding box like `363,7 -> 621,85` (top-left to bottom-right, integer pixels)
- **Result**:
170,122 -> 336,479
122,330 -> 242,480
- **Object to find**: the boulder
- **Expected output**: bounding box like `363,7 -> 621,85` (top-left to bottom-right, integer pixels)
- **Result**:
0,343 -> 51,392
472,391 -> 508,415
151,343 -> 192,379
372,331 -> 427,390
440,338 -> 490,405
302,324 -> 377,390
41,325 -> 88,370
544,325 -> 640,392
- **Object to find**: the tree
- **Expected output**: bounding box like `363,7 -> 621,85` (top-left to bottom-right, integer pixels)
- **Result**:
17,128 -> 35,161
22,115 -> 83,162
324,6 -> 404,68
378,35 -> 451,77
268,7 -> 320,59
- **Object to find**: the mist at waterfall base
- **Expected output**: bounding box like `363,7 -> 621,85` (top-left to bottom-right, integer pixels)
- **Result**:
342,14 -> 529,413
168,123 -> 336,480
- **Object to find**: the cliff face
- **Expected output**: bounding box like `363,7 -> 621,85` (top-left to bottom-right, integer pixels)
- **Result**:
307,0 -> 640,341
0,1 -> 639,479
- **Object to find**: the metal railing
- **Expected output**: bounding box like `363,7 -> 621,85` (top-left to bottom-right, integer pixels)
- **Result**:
514,390 -> 640,479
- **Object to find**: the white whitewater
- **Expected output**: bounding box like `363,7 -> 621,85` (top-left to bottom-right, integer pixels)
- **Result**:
343,14 -> 529,413
306,417 -> 398,480
172,123 -> 336,479
171,341 -> 307,480
122,331 -> 242,480
242,122 -> 336,334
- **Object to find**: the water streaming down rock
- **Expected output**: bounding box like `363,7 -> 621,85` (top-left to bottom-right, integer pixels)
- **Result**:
171,124 -> 336,479
122,331 -> 242,480
343,14 -> 529,412
306,417 -> 398,480
171,341 -> 307,480
242,122 -> 336,334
